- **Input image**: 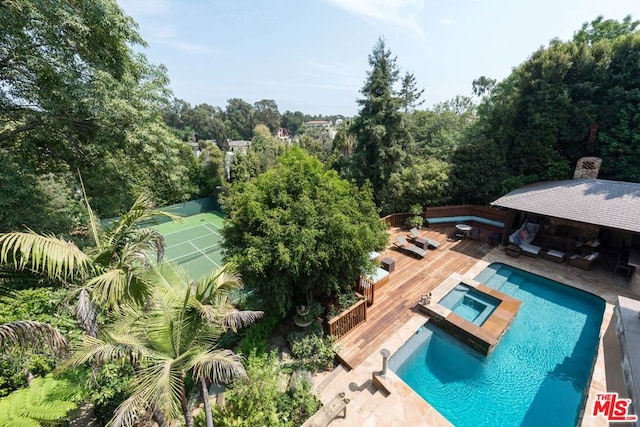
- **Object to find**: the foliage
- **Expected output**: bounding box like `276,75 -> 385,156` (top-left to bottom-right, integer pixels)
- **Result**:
287,323 -> 336,372
405,204 -> 424,229
451,15 -> 640,204
212,351 -> 321,427
253,99 -> 281,135
0,194 -> 172,338
0,287 -> 79,397
65,263 -> 262,427
0,0 -> 196,221
89,363 -> 135,426
350,38 -> 413,209
0,372 -> 86,427
222,147 -> 388,318
235,314 -> 281,356
281,110 -> 305,136
326,292 -> 363,319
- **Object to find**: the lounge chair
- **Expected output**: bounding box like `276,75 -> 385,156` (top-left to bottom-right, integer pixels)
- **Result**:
569,252 -> 599,271
407,227 -> 441,249
393,236 -> 427,258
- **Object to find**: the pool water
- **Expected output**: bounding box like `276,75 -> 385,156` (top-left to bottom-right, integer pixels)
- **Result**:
390,263 -> 605,427
439,283 -> 500,325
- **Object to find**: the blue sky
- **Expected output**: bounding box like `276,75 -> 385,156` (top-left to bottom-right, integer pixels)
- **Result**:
118,0 -> 640,116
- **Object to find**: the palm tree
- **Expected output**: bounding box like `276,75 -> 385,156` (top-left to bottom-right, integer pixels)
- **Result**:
0,193 -> 173,336
66,262 -> 262,427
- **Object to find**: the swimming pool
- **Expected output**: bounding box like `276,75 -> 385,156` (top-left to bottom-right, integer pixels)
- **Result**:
390,263 -> 605,427
439,283 -> 500,326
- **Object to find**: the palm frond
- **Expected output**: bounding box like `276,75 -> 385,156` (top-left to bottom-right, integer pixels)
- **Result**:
0,232 -> 91,280
78,172 -> 102,248
0,321 -> 67,353
86,269 -> 129,310
222,310 -> 264,333
110,358 -> 184,426
65,334 -> 151,369
190,349 -> 246,385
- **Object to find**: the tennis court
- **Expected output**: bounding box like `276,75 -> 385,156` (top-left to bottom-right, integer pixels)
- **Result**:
154,211 -> 225,280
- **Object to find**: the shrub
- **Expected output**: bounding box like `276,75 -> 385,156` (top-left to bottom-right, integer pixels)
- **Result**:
212,351 -> 320,426
236,314 -> 280,356
405,203 -> 424,229
287,324 -> 336,372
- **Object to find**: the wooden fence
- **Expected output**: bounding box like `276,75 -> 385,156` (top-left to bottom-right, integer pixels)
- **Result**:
327,293 -> 367,340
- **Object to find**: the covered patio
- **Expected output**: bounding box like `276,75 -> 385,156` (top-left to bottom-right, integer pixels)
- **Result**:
490,178 -> 640,291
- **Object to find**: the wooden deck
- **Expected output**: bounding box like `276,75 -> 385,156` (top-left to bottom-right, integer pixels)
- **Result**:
335,225 -> 496,370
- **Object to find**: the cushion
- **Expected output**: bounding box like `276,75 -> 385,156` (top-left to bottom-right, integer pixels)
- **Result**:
525,222 -> 538,234
586,252 -> 599,261
546,249 -> 564,258
520,229 -> 530,240
513,234 -> 521,245
570,255 -> 579,260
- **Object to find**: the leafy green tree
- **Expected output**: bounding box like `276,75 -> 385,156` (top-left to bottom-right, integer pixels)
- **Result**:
350,38 -> 413,209
225,98 -> 254,140
222,147 -> 388,318
472,76 -> 497,98
380,158 -> 450,214
67,263 -> 262,427
1,0 -> 196,221
451,15 -> 640,202
253,99 -> 281,135
281,110 -> 305,136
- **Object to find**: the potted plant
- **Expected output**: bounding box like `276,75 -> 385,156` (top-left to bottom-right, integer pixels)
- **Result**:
295,301 -> 322,328
405,204 -> 424,229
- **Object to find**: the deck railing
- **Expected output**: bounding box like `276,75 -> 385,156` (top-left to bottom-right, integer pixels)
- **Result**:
327,293 -> 367,340
358,276 -> 375,305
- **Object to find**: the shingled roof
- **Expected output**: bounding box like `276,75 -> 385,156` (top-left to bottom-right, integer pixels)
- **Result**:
491,179 -> 640,233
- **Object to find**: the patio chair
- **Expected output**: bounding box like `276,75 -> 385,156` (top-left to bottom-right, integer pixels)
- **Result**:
407,227 -> 441,249
407,227 -> 440,249
393,236 -> 427,258
612,248 -> 633,280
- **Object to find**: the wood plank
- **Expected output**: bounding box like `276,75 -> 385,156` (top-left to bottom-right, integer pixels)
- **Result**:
335,225 -> 495,369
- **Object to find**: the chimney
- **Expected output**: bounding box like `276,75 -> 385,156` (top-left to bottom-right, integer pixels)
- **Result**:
574,157 -> 602,179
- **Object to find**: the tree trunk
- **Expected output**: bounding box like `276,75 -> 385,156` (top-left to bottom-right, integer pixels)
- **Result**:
180,385 -> 194,427
152,409 -> 169,427
200,378 -> 214,427
24,369 -> 35,385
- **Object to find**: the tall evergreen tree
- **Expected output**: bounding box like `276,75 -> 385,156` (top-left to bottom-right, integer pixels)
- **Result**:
399,72 -> 425,112
350,38 -> 412,209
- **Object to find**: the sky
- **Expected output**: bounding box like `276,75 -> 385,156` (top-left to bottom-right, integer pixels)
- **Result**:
118,0 -> 640,116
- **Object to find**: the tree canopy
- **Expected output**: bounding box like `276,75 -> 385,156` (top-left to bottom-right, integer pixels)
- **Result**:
0,0 -> 197,227
222,147 -> 388,318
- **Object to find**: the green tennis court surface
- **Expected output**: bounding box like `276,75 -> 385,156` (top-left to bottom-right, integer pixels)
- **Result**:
154,211 -> 225,280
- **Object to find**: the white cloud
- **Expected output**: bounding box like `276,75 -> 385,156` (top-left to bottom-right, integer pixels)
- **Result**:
325,0 -> 426,40
441,18 -> 454,26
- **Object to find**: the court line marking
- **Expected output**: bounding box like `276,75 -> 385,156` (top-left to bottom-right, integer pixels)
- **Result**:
202,223 -> 223,236
186,241 -> 221,269
161,223 -> 211,238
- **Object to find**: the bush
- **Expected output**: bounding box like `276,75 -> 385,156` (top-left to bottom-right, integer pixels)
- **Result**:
235,314 -> 280,356
287,323 -> 336,372
405,203 -> 424,229
212,351 -> 320,426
